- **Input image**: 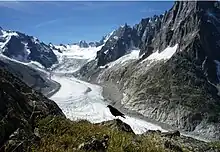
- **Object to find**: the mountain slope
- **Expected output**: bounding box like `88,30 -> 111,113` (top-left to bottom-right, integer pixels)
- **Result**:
0,55 -> 60,96
0,28 -> 57,68
0,65 -> 64,151
78,1 -> 220,140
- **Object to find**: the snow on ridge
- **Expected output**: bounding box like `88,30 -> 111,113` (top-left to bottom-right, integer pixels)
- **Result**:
142,44 -> 178,63
0,30 -> 19,49
104,30 -> 115,43
104,50 -> 109,54
113,36 -> 119,40
101,49 -> 140,69
0,54 -> 45,72
1,30 -> 18,38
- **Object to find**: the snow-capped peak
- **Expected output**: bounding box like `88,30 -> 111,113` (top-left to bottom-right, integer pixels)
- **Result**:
103,30 -> 115,43
0,29 -> 19,49
0,27 -> 58,68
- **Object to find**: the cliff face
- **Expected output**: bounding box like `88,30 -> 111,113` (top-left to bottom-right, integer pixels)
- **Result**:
0,29 -> 58,68
96,1 -> 220,85
0,66 -> 64,151
77,1 -> 220,140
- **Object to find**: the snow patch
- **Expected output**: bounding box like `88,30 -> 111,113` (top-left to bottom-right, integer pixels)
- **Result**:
142,44 -> 178,63
0,30 -> 19,49
113,36 -> 119,40
104,49 -> 140,68
104,30 -> 115,43
0,54 -> 45,72
1,30 -> 18,38
28,61 -> 45,69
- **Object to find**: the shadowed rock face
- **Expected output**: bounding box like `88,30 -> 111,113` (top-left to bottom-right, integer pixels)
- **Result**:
78,1 -> 220,140
0,58 -> 59,96
97,24 -> 140,66
0,67 -> 64,151
1,29 -> 57,68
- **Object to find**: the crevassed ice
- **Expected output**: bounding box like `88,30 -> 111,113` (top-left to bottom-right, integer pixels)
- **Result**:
50,75 -> 166,134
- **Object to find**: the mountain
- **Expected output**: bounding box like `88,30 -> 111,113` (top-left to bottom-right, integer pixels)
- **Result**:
0,65 -> 64,151
52,33 -> 114,52
0,28 -> 58,68
0,57 -> 60,97
96,24 -> 140,66
77,1 -> 220,140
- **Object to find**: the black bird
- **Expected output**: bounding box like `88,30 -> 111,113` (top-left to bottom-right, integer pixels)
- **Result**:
107,105 -> 126,118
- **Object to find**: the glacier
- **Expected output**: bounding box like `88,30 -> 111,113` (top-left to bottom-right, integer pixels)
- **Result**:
50,75 -> 166,134
49,45 -> 167,134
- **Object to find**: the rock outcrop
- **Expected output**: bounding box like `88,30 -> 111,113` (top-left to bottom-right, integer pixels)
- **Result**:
96,24 -> 140,66
98,119 -> 135,134
0,67 -> 64,151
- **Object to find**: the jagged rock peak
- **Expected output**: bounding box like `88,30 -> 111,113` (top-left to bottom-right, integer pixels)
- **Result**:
79,40 -> 89,48
0,27 -> 57,68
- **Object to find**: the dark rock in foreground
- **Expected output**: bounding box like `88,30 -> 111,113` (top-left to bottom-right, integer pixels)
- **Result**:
0,67 -> 64,151
98,119 -> 135,134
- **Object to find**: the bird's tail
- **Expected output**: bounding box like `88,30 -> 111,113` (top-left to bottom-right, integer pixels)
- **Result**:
121,115 -> 126,119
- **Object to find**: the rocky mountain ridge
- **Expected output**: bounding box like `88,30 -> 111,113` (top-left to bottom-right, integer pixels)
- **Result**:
0,28 -> 58,68
51,33 -> 113,52
77,1 -> 220,141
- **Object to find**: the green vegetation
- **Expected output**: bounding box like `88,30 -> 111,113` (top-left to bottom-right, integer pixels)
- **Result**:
210,141 -> 220,150
30,116 -> 220,152
31,116 -> 172,152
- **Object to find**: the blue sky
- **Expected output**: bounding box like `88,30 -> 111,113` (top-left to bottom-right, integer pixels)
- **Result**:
0,1 -> 173,44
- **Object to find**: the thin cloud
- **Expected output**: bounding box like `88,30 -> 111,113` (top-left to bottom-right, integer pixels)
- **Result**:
35,17 -> 73,28
35,19 -> 60,28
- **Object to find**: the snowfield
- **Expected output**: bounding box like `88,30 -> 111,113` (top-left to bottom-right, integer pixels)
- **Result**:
141,44 -> 178,63
100,49 -> 140,69
51,44 -> 104,73
50,75 -> 166,134
53,44 -> 103,61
